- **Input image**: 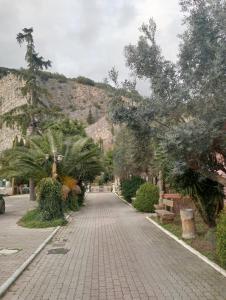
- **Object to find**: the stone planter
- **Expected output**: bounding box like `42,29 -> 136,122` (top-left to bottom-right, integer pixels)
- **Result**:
180,209 -> 195,239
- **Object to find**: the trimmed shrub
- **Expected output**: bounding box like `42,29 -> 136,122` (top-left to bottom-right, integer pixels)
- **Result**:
133,183 -> 159,212
76,76 -> 95,86
121,176 -> 145,202
77,184 -> 86,206
67,192 -> 79,211
216,210 -> 226,268
37,178 -> 64,220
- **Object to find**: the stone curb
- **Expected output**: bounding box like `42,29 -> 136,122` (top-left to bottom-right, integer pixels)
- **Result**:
146,216 -> 226,278
0,214 -> 70,298
114,192 -> 226,278
114,192 -> 133,207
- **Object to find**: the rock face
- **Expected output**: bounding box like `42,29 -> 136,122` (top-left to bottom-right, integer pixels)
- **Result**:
85,117 -> 114,150
0,71 -> 113,151
0,74 -> 27,151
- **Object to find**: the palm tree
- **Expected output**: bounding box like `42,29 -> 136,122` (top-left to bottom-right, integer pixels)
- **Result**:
0,130 -> 103,189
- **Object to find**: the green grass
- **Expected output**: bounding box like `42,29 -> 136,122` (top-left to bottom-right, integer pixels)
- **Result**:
18,209 -> 67,228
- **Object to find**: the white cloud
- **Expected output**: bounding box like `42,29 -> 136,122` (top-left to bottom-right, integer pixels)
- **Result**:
0,0 -> 183,92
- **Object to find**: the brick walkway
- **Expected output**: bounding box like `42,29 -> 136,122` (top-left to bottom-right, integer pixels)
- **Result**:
0,195 -> 54,286
3,193 -> 226,300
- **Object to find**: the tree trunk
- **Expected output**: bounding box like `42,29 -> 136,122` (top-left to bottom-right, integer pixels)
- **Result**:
158,170 -> 164,204
158,170 -> 164,193
11,178 -> 16,195
29,178 -> 36,201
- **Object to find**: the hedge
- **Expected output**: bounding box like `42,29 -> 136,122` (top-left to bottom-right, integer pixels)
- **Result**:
121,176 -> 145,202
133,183 -> 159,212
37,178 -> 64,220
216,209 -> 226,268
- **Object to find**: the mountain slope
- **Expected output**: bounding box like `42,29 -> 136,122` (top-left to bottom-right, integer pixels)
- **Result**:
0,69 -> 114,151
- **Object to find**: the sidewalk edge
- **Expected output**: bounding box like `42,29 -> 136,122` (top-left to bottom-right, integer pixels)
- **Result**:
0,214 -> 70,298
146,216 -> 226,278
114,191 -> 226,278
113,192 -> 133,207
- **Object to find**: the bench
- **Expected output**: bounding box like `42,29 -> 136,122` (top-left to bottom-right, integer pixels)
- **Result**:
155,194 -> 182,224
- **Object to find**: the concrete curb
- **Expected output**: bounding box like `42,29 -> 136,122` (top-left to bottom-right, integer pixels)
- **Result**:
114,192 -> 226,278
0,214 -> 70,298
146,216 -> 226,278
114,192 -> 133,207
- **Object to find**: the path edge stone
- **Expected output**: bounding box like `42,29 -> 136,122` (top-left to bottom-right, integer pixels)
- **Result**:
114,191 -> 226,279
146,216 -> 226,278
0,214 -> 70,298
114,192 -> 133,207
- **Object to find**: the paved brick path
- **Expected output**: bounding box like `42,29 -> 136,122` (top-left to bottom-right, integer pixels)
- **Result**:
3,193 -> 226,300
0,195 -> 53,287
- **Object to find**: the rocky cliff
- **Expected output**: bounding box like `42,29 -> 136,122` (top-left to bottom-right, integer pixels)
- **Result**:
0,69 -> 114,151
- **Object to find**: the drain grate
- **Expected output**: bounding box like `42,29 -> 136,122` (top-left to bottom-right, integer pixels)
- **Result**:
47,248 -> 69,255
0,248 -> 20,255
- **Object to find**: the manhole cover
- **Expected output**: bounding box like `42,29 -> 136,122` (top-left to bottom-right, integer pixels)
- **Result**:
47,248 -> 69,255
0,249 -> 20,255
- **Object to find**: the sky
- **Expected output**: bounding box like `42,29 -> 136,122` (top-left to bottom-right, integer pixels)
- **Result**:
0,0 -> 183,95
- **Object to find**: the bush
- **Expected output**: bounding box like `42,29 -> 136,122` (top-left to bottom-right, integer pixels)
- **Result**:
76,184 -> 86,206
121,176 -> 145,202
76,76 -> 95,86
66,192 -> 79,211
133,183 -> 159,212
19,209 -> 67,228
37,178 -> 64,221
216,210 -> 226,268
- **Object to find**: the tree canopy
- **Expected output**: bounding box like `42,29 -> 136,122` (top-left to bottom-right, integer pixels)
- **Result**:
109,0 -> 226,226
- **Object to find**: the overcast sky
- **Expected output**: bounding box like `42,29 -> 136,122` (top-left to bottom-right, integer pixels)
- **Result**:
0,0 -> 183,94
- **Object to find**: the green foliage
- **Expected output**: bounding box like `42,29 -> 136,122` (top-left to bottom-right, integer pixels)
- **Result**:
66,192 -> 79,211
0,104 -> 59,135
101,150 -> 114,184
109,0 -> 226,226
216,210 -> 226,268
19,209 -> 67,228
37,70 -> 67,83
77,184 -> 86,206
0,67 -> 19,79
95,82 -> 115,92
76,76 -> 95,86
0,194 -> 5,214
37,178 -> 64,220
43,118 -> 86,137
133,182 -> 159,212
0,130 -> 103,184
171,169 -> 224,227
0,28 -> 55,135
121,176 -> 145,202
113,128 -> 152,179
108,67 -> 119,87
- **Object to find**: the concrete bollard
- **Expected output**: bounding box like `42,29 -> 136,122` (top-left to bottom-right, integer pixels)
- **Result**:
180,209 -> 196,239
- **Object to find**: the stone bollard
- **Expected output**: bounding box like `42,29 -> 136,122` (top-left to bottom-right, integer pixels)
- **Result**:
180,209 -> 196,239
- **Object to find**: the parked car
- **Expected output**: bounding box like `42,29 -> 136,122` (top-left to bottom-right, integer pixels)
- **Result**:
0,194 -> 5,214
